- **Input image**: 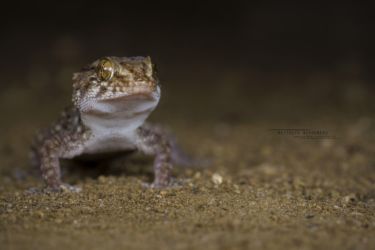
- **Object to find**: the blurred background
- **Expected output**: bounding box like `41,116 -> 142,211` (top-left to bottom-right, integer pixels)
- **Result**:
0,0 -> 374,142
1,3 -> 375,248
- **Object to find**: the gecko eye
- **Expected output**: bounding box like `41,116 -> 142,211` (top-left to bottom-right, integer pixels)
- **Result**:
97,58 -> 115,81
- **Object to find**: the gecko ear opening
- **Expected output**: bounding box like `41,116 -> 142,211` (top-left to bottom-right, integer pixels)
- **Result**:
97,57 -> 115,81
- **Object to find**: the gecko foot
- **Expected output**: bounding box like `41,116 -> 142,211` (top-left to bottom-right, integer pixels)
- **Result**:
26,183 -> 81,194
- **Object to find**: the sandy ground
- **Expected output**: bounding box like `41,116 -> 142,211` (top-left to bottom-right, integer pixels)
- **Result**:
0,69 -> 374,250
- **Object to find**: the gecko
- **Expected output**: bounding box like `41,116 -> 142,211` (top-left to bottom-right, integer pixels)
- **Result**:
31,56 -> 183,191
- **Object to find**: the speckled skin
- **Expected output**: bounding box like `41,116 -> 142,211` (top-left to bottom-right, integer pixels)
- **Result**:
31,56 -> 175,191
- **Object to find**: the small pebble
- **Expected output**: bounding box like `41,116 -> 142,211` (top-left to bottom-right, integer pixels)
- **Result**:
212,173 -> 223,185
343,193 -> 357,204
193,172 -> 201,179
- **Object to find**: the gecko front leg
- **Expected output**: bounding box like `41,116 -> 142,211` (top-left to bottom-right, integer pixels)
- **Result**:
38,137 -> 63,190
36,135 -> 83,192
31,108 -> 88,192
136,124 -> 173,188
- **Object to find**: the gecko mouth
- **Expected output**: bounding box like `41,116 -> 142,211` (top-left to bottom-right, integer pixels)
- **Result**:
79,88 -> 160,114
98,92 -> 157,103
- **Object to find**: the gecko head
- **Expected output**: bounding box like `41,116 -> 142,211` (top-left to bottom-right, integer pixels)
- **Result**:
72,56 -> 160,113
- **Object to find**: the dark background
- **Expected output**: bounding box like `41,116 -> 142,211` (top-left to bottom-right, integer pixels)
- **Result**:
0,1 -> 374,122
1,1 -> 374,79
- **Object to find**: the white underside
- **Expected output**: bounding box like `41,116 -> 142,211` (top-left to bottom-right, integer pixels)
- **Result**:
65,87 -> 160,158
82,124 -> 139,154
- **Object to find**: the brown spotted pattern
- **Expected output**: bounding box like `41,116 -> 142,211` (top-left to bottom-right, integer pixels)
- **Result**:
31,107 -> 91,190
72,56 -> 158,110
